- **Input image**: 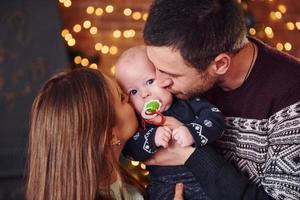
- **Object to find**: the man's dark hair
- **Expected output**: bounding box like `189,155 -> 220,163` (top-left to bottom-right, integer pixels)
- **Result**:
144,0 -> 247,70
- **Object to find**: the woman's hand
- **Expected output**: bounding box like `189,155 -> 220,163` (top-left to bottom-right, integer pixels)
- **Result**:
145,141 -> 195,166
174,183 -> 184,200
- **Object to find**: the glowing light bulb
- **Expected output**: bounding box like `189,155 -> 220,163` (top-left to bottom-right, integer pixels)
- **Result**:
111,65 -> 116,75
95,43 -> 103,51
89,63 -> 98,69
64,0 -> 72,7
95,8 -> 103,16
86,6 -> 95,14
123,8 -> 132,16
90,27 -> 98,35
132,12 -> 142,20
61,29 -> 69,37
105,5 -> 114,13
278,4 -> 287,13
284,42 -> 292,51
109,46 -> 118,55
113,30 -> 122,38
276,43 -> 284,51
74,56 -> 82,64
131,160 -> 140,166
64,33 -> 72,41
67,38 -> 76,46
249,28 -> 256,35
101,45 -> 109,54
296,22 -> 300,30
83,20 -> 91,29
140,163 -> 146,170
286,22 -> 295,30
143,13 -> 148,21
81,58 -> 89,67
275,11 -> 282,19
73,24 -> 81,33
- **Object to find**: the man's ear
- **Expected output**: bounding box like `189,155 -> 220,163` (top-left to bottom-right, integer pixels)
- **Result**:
210,53 -> 231,75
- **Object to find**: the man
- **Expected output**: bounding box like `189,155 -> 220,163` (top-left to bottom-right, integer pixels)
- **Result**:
143,0 -> 300,199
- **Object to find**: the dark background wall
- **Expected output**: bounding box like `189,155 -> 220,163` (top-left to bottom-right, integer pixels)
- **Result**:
0,0 -> 69,199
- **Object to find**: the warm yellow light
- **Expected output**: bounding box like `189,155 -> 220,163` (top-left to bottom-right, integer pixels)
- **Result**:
276,43 -> 284,51
89,63 -> 98,69
67,38 -> 76,46
81,58 -> 89,67
95,43 -> 103,51
286,22 -> 295,30
132,12 -> 142,20
73,24 -> 81,33
269,12 -> 276,21
105,5 -> 114,13
61,29 -> 69,37
249,28 -> 256,35
284,42 -> 292,51
101,45 -> 109,54
59,0 -> 65,3
123,30 -> 130,38
111,65 -> 116,75
113,30 -> 122,38
90,27 -> 98,35
109,46 -> 118,55
278,4 -> 287,13
143,171 -> 149,176
123,8 -> 132,16
129,29 -> 136,37
95,8 -> 103,16
296,22 -> 300,30
131,161 -> 139,166
266,32 -> 274,39
86,6 -> 95,14
64,33 -> 72,41
83,20 -> 91,29
74,56 -> 82,64
63,0 -> 72,7
143,13 -> 148,21
241,2 -> 248,10
140,163 -> 146,170
264,27 -> 273,35
275,11 -> 282,19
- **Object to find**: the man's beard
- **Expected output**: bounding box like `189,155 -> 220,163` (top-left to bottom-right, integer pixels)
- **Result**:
176,70 -> 218,100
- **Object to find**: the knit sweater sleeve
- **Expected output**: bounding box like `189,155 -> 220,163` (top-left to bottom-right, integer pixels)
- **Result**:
184,146 -> 275,200
185,97 -> 225,147
122,127 -> 158,162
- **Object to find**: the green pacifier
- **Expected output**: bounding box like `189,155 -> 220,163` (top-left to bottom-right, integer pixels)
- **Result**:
141,100 -> 162,120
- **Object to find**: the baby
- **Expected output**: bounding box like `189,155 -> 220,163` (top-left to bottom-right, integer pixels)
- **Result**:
116,45 -> 224,200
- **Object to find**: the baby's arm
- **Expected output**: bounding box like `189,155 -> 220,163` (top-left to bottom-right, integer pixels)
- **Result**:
185,97 -> 225,147
123,125 -> 173,161
123,127 -> 159,162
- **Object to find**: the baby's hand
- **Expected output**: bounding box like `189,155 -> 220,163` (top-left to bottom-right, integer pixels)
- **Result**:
163,116 -> 183,130
172,126 -> 195,147
155,126 -> 172,148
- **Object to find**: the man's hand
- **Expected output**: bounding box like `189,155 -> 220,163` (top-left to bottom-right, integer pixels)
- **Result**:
155,126 -> 172,148
145,141 -> 195,166
172,126 -> 195,147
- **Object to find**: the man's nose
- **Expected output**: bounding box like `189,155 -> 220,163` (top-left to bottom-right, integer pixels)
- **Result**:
156,69 -> 173,88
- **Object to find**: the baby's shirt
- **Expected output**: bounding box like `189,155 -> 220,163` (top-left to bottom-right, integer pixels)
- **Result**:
123,97 -> 225,161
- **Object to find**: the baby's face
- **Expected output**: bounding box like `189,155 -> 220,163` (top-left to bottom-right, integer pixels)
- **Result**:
117,59 -> 173,115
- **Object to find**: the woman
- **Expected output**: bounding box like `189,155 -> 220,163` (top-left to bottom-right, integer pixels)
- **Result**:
26,68 -> 184,200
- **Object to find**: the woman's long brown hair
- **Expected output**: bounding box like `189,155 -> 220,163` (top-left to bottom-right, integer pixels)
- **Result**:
26,68 -> 118,200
